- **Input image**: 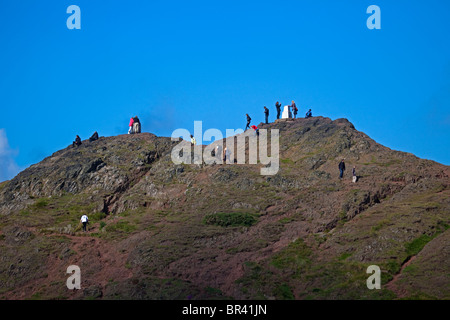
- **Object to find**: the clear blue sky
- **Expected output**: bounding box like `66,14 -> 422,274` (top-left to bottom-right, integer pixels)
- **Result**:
1,0 -> 449,181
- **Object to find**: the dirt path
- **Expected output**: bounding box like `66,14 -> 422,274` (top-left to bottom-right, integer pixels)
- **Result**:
385,256 -> 417,298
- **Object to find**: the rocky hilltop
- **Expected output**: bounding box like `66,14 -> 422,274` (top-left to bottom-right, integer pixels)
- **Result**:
0,116 -> 448,300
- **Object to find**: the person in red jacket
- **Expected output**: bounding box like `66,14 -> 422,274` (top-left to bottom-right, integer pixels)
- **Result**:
128,117 -> 134,134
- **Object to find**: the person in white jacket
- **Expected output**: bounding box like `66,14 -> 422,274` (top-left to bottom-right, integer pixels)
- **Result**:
80,214 -> 89,232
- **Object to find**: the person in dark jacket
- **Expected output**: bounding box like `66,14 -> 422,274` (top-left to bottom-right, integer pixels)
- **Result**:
245,114 -> 251,130
133,116 -> 141,134
89,131 -> 99,142
305,109 -> 312,118
275,101 -> 281,119
339,159 -> 346,179
264,106 -> 269,124
73,135 -> 82,147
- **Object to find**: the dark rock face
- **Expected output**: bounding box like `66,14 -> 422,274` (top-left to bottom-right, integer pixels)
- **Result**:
0,117 -> 448,300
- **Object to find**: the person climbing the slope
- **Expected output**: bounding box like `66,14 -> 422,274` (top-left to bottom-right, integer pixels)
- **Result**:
245,114 -> 252,130
128,117 -> 134,134
133,116 -> 141,134
89,131 -> 99,142
305,109 -> 312,118
264,106 -> 269,124
72,135 -> 82,147
339,159 -> 346,179
275,101 -> 281,120
80,214 -> 89,232
352,166 -> 357,183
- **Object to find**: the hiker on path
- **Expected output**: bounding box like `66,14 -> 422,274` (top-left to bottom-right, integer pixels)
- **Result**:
190,135 -> 197,145
292,103 -> 298,119
73,135 -> 82,147
128,117 -> 134,134
264,106 -> 269,124
352,166 -> 357,183
89,131 -> 99,142
339,159 -> 346,179
275,101 -> 281,119
305,109 -> 312,118
133,116 -> 141,134
80,214 -> 89,232
245,114 -> 251,130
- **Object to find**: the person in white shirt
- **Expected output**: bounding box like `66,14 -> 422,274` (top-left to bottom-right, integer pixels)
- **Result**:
80,214 -> 89,232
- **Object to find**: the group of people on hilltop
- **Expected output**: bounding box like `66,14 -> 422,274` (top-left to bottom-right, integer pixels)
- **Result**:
72,115 -> 142,148
72,131 -> 99,148
245,100 -> 313,132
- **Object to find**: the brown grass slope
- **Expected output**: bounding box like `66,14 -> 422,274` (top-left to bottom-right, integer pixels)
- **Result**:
0,116 -> 448,300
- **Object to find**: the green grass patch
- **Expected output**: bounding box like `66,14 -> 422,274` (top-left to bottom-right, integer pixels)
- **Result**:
203,212 -> 257,227
106,221 -> 137,233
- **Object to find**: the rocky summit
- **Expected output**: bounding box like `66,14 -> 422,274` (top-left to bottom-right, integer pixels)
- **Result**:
0,116 -> 448,300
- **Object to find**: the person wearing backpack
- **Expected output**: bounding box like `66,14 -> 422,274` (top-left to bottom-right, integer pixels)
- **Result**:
275,101 -> 281,120
292,104 -> 298,119
80,214 -> 89,232
264,106 -> 269,124
133,116 -> 141,134
291,100 -> 297,118
245,114 -> 251,130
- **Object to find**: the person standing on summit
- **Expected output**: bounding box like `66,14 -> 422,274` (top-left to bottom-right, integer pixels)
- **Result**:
245,114 -> 252,130
291,100 -> 297,119
133,116 -> 141,134
339,159 -> 346,179
128,117 -> 134,134
264,106 -> 269,124
292,103 -> 298,119
275,101 -> 281,120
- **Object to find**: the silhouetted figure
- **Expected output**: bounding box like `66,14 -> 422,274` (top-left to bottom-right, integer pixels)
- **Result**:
264,106 -> 269,124
73,135 -> 82,147
339,159 -> 346,179
305,109 -> 312,118
275,101 -> 281,119
89,131 -> 99,142
245,114 -> 251,130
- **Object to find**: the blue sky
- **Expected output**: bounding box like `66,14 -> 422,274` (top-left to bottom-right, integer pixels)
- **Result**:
0,0 -> 449,181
